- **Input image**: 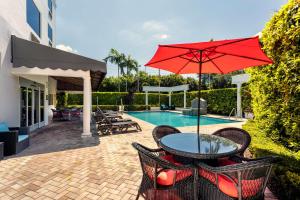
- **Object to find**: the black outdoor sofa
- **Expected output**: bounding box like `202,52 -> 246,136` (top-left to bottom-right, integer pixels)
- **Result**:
0,123 -> 30,156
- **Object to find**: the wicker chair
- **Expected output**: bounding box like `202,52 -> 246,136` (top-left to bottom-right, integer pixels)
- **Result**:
212,128 -> 251,156
132,142 -> 198,200
197,156 -> 279,200
152,125 -> 181,146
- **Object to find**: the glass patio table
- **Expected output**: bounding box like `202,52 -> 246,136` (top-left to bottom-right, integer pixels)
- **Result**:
159,133 -> 239,160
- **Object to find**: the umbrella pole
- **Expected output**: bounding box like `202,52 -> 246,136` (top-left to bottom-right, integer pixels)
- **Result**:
197,51 -> 203,153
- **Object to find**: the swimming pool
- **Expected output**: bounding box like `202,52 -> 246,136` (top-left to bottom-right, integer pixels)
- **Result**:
127,111 -> 238,127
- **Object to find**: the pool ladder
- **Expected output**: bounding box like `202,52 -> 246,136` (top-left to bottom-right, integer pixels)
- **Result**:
228,108 -> 238,120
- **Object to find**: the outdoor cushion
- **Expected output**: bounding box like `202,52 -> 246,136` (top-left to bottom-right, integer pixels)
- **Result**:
144,155 -> 193,186
199,167 -> 263,198
218,174 -> 263,198
0,122 -> 9,132
18,135 -> 29,142
157,168 -> 193,186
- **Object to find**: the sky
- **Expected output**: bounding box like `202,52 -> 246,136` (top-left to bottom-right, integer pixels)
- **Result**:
56,0 -> 287,77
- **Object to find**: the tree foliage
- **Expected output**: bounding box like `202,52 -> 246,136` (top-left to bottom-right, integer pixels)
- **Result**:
247,0 -> 300,150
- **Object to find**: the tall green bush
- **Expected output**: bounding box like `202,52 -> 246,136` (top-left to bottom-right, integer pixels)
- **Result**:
247,0 -> 300,149
62,87 -> 252,115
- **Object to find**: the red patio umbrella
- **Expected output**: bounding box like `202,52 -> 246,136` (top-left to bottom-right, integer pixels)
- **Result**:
145,36 -> 272,144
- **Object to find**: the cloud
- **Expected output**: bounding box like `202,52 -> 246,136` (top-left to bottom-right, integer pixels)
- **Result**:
142,20 -> 168,32
119,20 -> 172,44
56,44 -> 78,53
153,34 -> 170,40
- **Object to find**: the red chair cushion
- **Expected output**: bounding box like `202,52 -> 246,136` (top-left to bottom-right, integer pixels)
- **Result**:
150,155 -> 193,186
218,175 -> 263,198
199,160 -> 263,198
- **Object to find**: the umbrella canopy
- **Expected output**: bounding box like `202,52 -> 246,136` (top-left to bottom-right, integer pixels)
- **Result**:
145,36 -> 272,74
145,36 -> 272,152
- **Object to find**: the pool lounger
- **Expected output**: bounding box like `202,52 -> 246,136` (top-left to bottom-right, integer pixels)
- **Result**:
98,120 -> 142,135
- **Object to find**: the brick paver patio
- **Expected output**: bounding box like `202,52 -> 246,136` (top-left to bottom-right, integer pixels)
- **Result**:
0,114 -> 276,200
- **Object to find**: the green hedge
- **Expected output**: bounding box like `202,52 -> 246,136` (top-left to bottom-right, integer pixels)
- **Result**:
66,105 -> 150,111
246,0 -> 300,149
62,87 -> 251,115
243,121 -> 300,200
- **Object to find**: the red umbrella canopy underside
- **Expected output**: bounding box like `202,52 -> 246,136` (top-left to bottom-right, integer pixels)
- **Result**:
145,36 -> 273,74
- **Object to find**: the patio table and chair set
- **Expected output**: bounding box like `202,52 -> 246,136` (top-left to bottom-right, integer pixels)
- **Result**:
133,126 -> 279,200
131,36 -> 279,200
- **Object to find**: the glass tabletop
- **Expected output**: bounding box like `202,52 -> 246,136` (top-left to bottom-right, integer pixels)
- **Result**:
160,133 -> 238,159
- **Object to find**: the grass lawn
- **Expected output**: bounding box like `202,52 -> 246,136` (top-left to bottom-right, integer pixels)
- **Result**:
243,121 -> 300,200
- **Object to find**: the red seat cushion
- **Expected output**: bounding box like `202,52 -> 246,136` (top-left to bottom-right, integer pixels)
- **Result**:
199,160 -> 263,198
218,175 -> 263,198
157,155 -> 192,186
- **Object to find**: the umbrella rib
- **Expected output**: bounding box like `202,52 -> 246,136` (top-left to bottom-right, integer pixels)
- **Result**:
146,51 -> 196,65
177,51 -> 198,73
213,50 -> 272,63
201,37 -> 255,51
179,56 -> 199,63
159,37 -> 255,51
207,55 -> 224,74
202,54 -> 226,63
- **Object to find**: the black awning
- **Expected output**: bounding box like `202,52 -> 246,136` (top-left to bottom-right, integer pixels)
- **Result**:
11,35 -> 107,91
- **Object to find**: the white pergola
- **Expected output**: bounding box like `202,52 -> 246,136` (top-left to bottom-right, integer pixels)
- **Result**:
143,84 -> 189,108
232,74 -> 250,117
11,67 -> 93,137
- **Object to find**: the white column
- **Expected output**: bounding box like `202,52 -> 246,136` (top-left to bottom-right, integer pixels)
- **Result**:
183,90 -> 186,108
82,76 -> 92,137
169,92 -> 172,106
236,84 -> 242,118
145,91 -> 148,106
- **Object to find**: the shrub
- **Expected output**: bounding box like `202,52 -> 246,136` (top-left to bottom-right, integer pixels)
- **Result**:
246,0 -> 300,149
66,105 -> 150,111
243,121 -> 300,200
61,87 -> 251,115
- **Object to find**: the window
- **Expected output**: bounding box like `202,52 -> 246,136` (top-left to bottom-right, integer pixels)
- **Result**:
48,24 -> 53,41
48,0 -> 53,19
48,0 -> 53,13
26,0 -> 41,37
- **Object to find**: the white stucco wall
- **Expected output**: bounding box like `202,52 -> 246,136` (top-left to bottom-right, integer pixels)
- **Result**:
0,0 -> 56,127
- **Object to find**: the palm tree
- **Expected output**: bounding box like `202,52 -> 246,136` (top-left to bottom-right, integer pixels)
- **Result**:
120,55 -> 139,92
105,49 -> 139,92
104,49 -> 124,92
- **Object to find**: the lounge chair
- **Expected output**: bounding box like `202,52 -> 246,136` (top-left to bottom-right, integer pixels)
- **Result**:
0,122 -> 30,156
94,108 -> 126,125
160,104 -> 176,110
182,98 -> 207,115
97,112 -> 141,134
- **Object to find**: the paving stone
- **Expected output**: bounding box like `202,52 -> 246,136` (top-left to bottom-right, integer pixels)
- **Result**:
0,114 -> 276,199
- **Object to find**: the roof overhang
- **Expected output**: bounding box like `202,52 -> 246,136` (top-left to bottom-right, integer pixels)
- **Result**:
11,35 -> 107,91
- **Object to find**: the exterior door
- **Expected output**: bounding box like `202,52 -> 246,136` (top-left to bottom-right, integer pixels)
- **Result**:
19,82 -> 45,130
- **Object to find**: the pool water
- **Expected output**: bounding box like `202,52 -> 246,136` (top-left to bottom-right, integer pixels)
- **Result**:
127,111 -> 238,127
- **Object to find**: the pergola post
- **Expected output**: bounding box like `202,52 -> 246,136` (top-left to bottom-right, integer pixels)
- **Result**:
232,74 -> 250,118
145,91 -> 148,107
82,75 -> 92,137
169,91 -> 172,106
236,84 -> 242,118
184,90 -> 187,108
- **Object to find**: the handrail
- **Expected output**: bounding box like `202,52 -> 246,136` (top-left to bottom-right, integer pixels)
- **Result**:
228,108 -> 237,120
